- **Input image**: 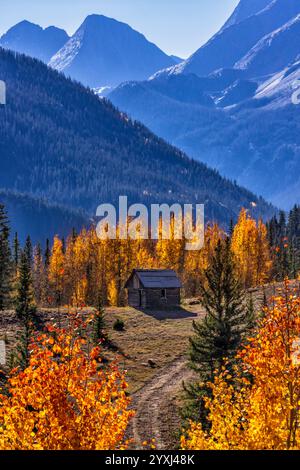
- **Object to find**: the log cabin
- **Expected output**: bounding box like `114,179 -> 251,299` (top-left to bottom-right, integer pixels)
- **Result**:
125,269 -> 181,309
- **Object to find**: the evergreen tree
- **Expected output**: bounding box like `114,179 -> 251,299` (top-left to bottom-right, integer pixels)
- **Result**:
44,239 -> 50,269
229,218 -> 234,239
24,235 -> 33,267
262,288 -> 268,309
10,320 -> 32,370
184,238 -> 254,423
12,232 -> 20,275
246,292 -> 255,327
0,204 -> 12,310
15,250 -> 36,321
92,302 -> 106,346
33,243 -> 44,305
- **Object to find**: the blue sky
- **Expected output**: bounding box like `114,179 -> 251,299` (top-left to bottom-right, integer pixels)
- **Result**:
1,0 -> 239,58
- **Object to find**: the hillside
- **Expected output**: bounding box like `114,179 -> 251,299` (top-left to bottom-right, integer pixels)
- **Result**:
0,47 -> 274,240
0,190 -> 89,244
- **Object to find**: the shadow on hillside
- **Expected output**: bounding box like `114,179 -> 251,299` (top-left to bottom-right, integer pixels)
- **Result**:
136,306 -> 198,320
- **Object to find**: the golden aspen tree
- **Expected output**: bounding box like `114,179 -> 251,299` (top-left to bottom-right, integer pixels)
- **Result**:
255,219 -> 272,285
72,230 -> 90,306
0,313 -> 133,450
48,236 -> 65,306
231,209 -> 271,288
181,280 -> 300,450
107,278 -> 118,306
184,223 -> 224,297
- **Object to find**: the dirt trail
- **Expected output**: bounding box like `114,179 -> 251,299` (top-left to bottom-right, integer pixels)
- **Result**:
128,356 -> 194,450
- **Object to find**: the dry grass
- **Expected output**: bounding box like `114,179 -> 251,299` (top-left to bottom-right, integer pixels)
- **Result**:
104,304 -> 205,393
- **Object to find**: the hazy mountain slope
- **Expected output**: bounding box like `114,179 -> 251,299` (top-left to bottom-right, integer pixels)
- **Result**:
235,14 -> 300,77
221,0 -> 273,31
0,20 -> 69,62
0,47 -> 274,237
254,60 -> 300,108
109,61 -> 300,209
0,190 -> 89,244
166,0 -> 300,78
49,14 -> 175,88
109,0 -> 300,208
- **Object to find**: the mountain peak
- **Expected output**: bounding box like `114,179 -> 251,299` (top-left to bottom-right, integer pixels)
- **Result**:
49,15 -> 175,88
0,20 -> 69,62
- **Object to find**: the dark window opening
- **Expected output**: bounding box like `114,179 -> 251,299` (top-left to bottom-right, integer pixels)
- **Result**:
161,289 -> 167,300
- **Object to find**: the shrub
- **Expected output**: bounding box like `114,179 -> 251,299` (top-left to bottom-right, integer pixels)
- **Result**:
113,319 -> 125,332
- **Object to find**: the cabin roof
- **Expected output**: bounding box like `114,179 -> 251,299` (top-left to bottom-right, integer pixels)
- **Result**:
125,269 -> 182,289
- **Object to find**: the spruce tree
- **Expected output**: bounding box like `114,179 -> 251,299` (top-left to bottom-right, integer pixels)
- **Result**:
44,238 -> 50,269
10,321 -> 32,370
12,232 -> 20,275
0,204 -> 12,310
15,249 -> 36,322
184,238 -> 254,423
33,243 -> 44,305
92,306 -> 106,346
24,235 -> 33,266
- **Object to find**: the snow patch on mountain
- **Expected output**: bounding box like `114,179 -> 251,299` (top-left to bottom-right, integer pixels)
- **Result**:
49,29 -> 84,71
235,13 -> 300,73
254,59 -> 300,108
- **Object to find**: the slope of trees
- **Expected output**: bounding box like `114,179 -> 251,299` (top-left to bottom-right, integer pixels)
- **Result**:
0,47 -> 275,240
267,205 -> 300,280
0,204 -> 12,310
0,190 -> 89,244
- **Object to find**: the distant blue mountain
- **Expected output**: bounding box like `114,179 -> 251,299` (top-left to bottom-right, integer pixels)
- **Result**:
49,14 -> 176,88
0,20 -> 69,63
170,55 -> 184,64
221,0 -> 273,31
235,13 -> 300,77
163,0 -> 300,78
109,0 -> 300,209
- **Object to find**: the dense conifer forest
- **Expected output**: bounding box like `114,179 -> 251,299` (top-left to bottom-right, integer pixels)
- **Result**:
0,48 -> 275,241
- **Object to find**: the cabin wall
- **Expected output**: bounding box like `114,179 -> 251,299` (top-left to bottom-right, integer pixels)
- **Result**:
127,288 -> 180,308
145,288 -> 180,308
127,289 -> 146,308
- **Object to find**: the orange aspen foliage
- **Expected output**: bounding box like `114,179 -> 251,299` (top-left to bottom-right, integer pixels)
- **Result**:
0,313 -> 133,450
181,280 -> 300,450
231,209 -> 271,288
48,236 -> 65,305
183,223 -> 224,297
107,278 -> 118,306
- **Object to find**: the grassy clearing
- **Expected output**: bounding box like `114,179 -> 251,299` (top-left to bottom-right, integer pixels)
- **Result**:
104,305 -> 205,393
